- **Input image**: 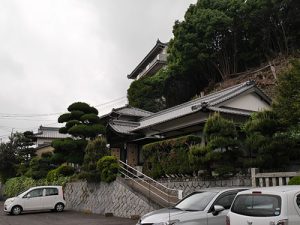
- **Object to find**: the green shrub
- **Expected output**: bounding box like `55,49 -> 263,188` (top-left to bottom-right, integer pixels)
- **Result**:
58,165 -> 75,176
97,156 -> 119,183
288,176 -> 300,185
46,169 -> 60,182
76,171 -> 101,183
46,165 -> 75,182
4,177 -> 36,198
25,157 -> 53,179
5,175 -> 70,198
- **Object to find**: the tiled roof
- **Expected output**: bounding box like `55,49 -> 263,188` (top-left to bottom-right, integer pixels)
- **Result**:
35,126 -> 70,139
109,120 -> 140,135
113,106 -> 153,117
99,105 -> 153,120
131,81 -> 270,131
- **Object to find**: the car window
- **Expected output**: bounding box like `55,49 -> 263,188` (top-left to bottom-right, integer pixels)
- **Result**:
231,194 -> 281,217
45,188 -> 59,196
214,193 -> 237,209
175,192 -> 218,211
25,188 -> 44,198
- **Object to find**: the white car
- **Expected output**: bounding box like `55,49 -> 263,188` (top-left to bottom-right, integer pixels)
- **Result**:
227,185 -> 300,225
137,187 -> 248,225
4,186 -> 66,215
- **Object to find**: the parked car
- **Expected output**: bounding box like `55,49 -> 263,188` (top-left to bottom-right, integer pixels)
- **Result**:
4,186 -> 66,215
227,185 -> 300,225
136,187 -> 248,225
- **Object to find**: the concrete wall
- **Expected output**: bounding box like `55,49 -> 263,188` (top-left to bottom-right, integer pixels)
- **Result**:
158,176 -> 251,197
64,179 -> 158,218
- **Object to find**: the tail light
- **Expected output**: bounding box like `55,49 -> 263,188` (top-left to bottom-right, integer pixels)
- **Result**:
226,216 -> 230,225
277,219 -> 288,225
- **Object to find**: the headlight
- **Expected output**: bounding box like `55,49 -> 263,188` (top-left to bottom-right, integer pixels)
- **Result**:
5,198 -> 15,205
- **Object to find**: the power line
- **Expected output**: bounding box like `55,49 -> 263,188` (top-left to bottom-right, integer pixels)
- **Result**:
0,97 -> 127,140
94,96 -> 127,107
0,122 -> 59,139
0,96 -> 127,118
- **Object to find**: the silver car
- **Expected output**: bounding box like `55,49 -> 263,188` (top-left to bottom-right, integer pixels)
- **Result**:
136,187 -> 248,225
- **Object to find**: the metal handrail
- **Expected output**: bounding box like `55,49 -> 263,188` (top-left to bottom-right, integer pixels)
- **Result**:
119,164 -> 178,199
119,161 -> 179,204
119,170 -> 178,205
118,160 -> 178,192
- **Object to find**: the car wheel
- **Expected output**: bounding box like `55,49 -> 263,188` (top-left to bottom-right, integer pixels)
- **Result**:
11,206 -> 22,215
54,203 -> 64,212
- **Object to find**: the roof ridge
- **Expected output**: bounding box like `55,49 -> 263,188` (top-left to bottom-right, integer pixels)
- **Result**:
139,81 -> 253,122
112,119 -> 140,126
202,80 -> 254,103
209,81 -> 255,106
127,106 -> 153,114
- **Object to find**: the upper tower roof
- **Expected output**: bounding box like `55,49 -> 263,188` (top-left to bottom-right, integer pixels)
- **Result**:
127,39 -> 168,79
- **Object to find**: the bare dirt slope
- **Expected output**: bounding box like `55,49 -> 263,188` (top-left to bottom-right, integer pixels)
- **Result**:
206,56 -> 293,99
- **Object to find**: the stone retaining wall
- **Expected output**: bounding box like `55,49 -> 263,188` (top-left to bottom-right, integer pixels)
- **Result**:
65,179 -> 158,218
64,176 -> 251,218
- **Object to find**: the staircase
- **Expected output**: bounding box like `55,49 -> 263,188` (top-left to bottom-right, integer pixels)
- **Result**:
118,160 -> 182,208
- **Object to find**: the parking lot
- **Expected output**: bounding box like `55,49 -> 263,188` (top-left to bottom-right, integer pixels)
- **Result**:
0,202 -> 137,225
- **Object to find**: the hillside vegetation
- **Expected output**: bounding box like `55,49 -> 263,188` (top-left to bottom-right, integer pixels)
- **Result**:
128,0 -> 300,112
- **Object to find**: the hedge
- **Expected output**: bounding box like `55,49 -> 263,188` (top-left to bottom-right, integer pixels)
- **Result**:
142,135 -> 202,179
4,176 -> 70,198
288,176 -> 300,185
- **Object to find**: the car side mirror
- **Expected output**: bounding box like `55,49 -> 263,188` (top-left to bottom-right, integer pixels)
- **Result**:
212,205 -> 225,216
26,194 -> 31,198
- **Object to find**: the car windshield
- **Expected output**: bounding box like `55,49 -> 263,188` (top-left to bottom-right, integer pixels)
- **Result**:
175,191 -> 218,211
231,194 -> 282,217
17,189 -> 29,197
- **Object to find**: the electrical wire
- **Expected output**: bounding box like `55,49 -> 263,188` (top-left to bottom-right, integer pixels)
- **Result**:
0,96 -> 127,139
0,96 -> 127,118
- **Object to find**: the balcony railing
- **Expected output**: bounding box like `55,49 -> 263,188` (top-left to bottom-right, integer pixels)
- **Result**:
136,53 -> 167,79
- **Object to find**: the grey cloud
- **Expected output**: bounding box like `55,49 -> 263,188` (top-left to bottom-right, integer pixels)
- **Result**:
0,0 -> 196,139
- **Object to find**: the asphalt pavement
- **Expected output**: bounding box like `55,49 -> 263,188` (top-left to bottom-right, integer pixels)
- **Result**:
0,202 -> 137,225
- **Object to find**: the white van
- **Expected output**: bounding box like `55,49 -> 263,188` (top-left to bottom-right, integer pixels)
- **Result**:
227,185 -> 300,225
4,186 -> 66,215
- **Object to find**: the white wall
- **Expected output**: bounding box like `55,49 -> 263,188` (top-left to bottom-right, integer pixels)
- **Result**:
222,93 -> 270,111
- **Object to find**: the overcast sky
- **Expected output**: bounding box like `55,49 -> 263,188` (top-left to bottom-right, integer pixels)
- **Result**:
0,0 -> 196,140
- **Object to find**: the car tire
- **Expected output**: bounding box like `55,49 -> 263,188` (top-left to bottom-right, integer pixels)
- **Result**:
54,203 -> 64,212
11,206 -> 22,215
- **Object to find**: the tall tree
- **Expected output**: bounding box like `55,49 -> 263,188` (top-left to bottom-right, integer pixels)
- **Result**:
80,136 -> 110,182
0,142 -> 17,183
15,131 -> 36,163
127,69 -> 167,112
0,132 -> 37,181
52,102 -> 105,164
272,59 -> 300,126
242,60 -> 300,170
164,0 -> 300,107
